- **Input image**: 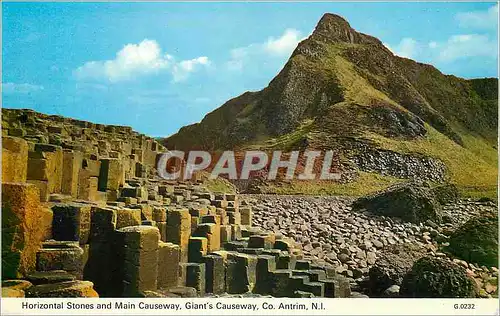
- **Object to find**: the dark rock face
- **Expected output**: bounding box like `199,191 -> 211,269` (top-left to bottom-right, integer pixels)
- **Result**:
431,183 -> 459,205
367,243 -> 427,297
350,149 -> 447,182
353,182 -> 442,224
447,211 -> 498,267
260,59 -> 343,137
365,105 -> 427,139
400,256 -> 476,298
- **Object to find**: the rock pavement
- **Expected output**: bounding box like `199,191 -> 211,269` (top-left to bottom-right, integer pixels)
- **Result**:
246,194 -> 497,296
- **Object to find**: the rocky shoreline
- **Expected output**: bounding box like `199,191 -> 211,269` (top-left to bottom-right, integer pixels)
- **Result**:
246,194 -> 498,297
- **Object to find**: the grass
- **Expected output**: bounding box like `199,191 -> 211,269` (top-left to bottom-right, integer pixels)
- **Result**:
203,176 -> 237,194
172,40 -> 497,200
294,42 -> 404,109
260,171 -> 403,197
246,119 -> 315,151
327,55 -> 398,107
363,124 -> 498,199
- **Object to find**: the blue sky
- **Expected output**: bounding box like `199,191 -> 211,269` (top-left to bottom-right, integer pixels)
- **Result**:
2,2 -> 498,137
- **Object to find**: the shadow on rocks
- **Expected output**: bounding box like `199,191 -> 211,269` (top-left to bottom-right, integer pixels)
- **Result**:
364,243 -> 427,297
352,181 -> 443,224
400,256 -> 477,298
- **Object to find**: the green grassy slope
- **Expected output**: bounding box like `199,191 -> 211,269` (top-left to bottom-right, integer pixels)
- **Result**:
164,13 -> 498,199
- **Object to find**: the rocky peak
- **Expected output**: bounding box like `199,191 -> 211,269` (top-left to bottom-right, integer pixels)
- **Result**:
310,13 -> 381,46
315,13 -> 352,34
310,13 -> 359,44
164,14 -> 497,172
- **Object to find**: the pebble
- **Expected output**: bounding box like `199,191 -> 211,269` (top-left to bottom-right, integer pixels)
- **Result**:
338,253 -> 350,263
383,285 -> 400,296
247,195 -> 497,282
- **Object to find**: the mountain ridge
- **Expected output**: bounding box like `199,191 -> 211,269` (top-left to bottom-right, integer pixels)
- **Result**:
163,13 -> 498,197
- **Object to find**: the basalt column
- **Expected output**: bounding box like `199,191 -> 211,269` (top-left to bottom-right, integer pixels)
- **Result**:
84,207 -> 117,296
2,183 -> 45,279
115,226 -> 160,297
166,209 -> 191,262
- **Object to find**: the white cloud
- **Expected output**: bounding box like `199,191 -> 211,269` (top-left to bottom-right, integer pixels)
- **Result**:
75,39 -> 171,82
386,33 -> 498,64
386,4 -> 498,67
264,29 -> 304,56
172,56 -> 210,82
384,37 -> 419,59
456,4 -> 499,29
436,34 -> 498,62
2,82 -> 44,94
75,39 -> 209,83
227,28 -> 305,71
227,47 -> 252,71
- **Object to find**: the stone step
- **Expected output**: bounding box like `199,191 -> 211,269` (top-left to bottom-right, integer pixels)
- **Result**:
202,255 -> 225,295
310,263 -> 337,278
253,255 -> 276,294
236,247 -> 264,255
41,240 -> 79,249
241,226 -> 264,238
295,260 -> 311,270
36,242 -> 85,278
292,269 -> 327,282
301,281 -> 325,297
1,280 -> 33,298
180,263 -> 205,296
269,269 -> 292,297
225,253 -> 257,294
26,270 -> 76,285
223,240 -> 248,251
51,203 -> 91,244
114,225 -> 160,297
157,242 -> 180,291
293,290 -> 314,298
289,275 -> 309,294
248,234 -> 275,249
25,280 -> 99,297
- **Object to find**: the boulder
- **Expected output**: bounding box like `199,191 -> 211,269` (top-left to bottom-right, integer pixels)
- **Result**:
367,243 -> 427,296
430,183 -> 459,205
383,284 -> 400,297
400,256 -> 476,298
353,182 -> 442,223
446,211 -> 498,267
